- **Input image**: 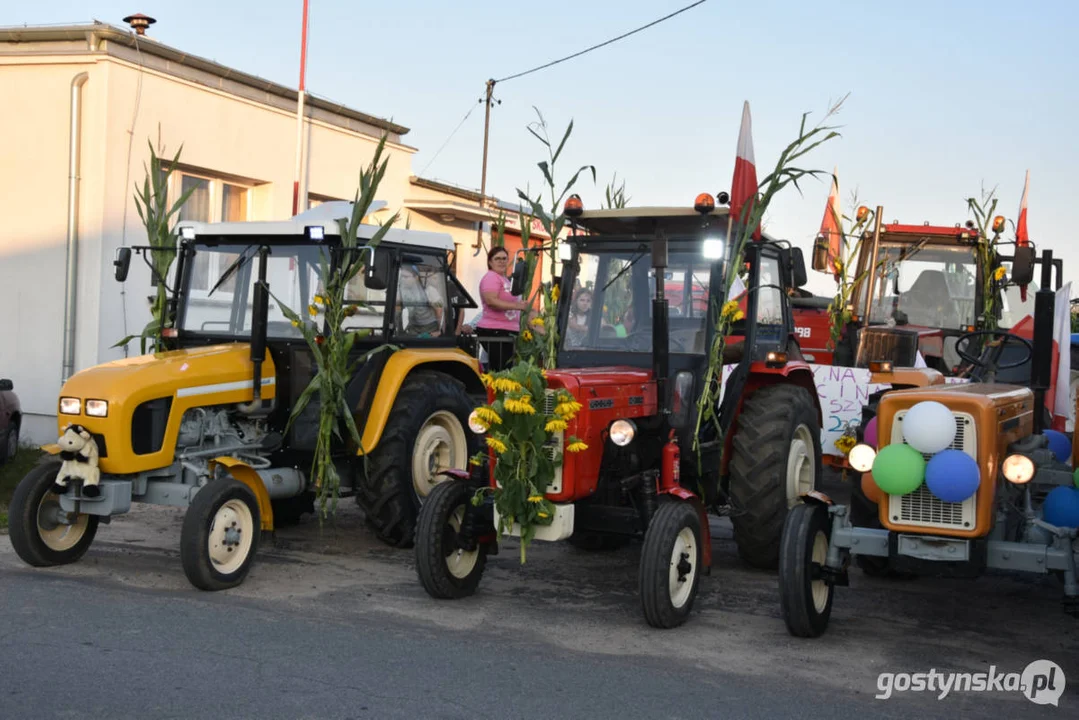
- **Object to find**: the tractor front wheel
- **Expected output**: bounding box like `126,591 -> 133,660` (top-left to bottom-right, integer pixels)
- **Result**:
357,372 -> 479,548
729,383 -> 821,570
9,459 -> 99,567
415,480 -> 488,599
181,478 -> 261,591
778,501 -> 834,638
639,501 -> 703,629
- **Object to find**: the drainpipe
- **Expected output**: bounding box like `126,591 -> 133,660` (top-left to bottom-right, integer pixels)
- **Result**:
62,71 -> 89,383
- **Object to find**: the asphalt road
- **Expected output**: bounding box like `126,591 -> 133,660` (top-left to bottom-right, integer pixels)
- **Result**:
1,475 -> 1077,719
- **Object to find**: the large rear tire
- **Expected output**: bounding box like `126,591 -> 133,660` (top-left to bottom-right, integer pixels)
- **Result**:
9,460 -> 98,567
728,383 -> 821,570
639,501 -> 703,629
356,371 -> 480,548
415,480 -> 488,599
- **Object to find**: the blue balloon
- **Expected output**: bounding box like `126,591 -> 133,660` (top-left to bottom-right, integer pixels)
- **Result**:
1044,430 -> 1072,463
1043,486 -> 1079,529
925,450 -> 981,503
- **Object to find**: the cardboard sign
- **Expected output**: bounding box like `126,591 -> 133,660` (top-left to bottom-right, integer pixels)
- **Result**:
719,364 -> 970,455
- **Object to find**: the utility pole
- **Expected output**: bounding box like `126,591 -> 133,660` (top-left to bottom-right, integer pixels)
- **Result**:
291,0 -> 310,217
474,79 -> 496,254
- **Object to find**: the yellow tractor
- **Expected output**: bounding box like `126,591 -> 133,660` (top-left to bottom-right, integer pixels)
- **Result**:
7,202 -> 487,589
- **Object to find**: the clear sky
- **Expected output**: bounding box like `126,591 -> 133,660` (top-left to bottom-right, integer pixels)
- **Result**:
10,0 -> 1079,295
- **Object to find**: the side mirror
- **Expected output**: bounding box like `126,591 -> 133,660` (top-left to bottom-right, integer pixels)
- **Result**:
811,234 -> 832,273
0,379 -> 12,392
510,257 -> 530,297
1010,246 -> 1036,286
114,247 -> 132,282
364,248 -> 392,291
791,247 -> 809,288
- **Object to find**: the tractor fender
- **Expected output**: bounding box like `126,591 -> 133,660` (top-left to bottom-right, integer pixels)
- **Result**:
800,489 -> 833,506
354,348 -> 484,456
655,488 -> 712,570
208,456 -> 274,531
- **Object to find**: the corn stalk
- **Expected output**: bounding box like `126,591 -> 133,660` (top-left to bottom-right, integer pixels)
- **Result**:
693,99 -> 845,463
825,198 -> 877,351
965,188 -> 1008,332
271,134 -> 400,519
114,142 -> 197,355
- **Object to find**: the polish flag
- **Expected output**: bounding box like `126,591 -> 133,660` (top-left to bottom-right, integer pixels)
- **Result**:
818,167 -> 843,281
1016,170 -> 1031,301
730,101 -> 761,241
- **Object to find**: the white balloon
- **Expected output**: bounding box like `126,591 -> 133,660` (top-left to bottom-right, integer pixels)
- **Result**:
902,401 -> 957,454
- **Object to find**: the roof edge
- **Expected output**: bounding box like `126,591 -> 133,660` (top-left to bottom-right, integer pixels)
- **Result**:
0,22 -> 409,136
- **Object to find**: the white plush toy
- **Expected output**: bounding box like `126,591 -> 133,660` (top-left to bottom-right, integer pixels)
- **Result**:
52,424 -> 101,498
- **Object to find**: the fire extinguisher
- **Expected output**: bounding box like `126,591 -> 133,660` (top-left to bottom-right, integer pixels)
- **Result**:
661,430 -> 680,491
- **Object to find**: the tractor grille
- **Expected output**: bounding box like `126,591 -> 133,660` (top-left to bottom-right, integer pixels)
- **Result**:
856,327 -> 920,367
542,390 -> 564,494
887,411 -> 977,530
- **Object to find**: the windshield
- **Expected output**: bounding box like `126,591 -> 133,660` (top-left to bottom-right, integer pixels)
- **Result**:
181,243 -> 333,339
862,243 -> 978,329
563,244 -> 714,354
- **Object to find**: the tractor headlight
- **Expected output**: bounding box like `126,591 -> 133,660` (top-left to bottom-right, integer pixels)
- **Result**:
848,443 -> 876,473
59,397 -> 81,415
1002,453 -> 1035,484
85,399 -> 108,417
468,410 -> 487,434
609,419 -> 636,446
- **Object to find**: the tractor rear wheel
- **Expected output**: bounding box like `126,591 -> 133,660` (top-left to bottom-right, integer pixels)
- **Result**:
415,479 -> 488,599
728,383 -> 820,570
778,501 -> 834,638
356,371 -> 479,548
639,501 -> 702,629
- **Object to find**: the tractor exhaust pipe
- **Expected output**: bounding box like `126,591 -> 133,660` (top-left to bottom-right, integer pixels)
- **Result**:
652,230 -> 670,411
1031,248 -> 1054,434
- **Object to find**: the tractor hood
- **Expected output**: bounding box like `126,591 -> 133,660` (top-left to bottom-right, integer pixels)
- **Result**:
544,367 -> 658,414
52,343 -> 277,474
61,344 -> 276,405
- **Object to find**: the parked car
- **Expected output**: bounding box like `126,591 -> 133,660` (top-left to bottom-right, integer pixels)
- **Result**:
0,377 -> 21,463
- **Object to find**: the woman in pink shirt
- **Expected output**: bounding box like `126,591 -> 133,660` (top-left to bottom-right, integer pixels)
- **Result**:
476,247 -> 530,370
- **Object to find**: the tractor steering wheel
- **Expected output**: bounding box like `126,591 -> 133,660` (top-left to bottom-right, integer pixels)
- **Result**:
954,330 -> 1034,379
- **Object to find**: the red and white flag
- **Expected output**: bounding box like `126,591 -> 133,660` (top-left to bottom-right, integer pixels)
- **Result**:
1016,170 -> 1030,301
818,166 -> 843,280
730,101 -> 761,241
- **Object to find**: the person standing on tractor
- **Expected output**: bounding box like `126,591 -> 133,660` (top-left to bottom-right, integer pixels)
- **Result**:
476,246 -> 530,370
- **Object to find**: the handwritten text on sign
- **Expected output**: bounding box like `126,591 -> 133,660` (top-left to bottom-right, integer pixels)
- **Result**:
719,364 -> 969,455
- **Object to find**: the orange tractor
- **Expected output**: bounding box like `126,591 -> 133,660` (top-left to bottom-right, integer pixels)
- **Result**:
414,196 -> 827,628
779,248 -> 1079,637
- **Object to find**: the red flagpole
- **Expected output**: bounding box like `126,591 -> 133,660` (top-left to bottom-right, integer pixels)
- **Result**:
292,0 -> 310,216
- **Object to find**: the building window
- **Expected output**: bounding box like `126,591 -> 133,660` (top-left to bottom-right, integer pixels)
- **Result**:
171,172 -> 252,295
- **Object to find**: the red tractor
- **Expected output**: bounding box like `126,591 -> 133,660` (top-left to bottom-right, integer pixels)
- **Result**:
797,219 -> 1045,369
414,197 -> 825,628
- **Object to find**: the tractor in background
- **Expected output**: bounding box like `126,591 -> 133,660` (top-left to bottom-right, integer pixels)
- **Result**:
779,248 -> 1079,637
415,194 -> 826,628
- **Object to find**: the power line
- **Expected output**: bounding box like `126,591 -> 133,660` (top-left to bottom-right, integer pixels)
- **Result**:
418,100 -> 481,177
494,0 -> 709,84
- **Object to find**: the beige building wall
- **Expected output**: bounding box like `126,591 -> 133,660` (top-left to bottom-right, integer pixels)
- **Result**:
0,26 -> 416,442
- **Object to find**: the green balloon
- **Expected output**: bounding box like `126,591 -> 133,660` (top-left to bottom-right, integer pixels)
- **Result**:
1073,467 -> 1079,490
872,443 -> 926,495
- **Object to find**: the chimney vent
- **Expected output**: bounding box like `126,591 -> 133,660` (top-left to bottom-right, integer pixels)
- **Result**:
122,13 -> 156,35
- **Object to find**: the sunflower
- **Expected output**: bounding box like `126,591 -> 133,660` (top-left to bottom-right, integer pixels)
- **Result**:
504,397 -> 536,415
545,418 -> 568,433
492,377 -> 523,393
528,495 -> 544,503
522,329 -> 534,342
486,437 -> 508,454
566,440 -> 588,453
531,316 -> 545,328
475,406 -> 502,425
